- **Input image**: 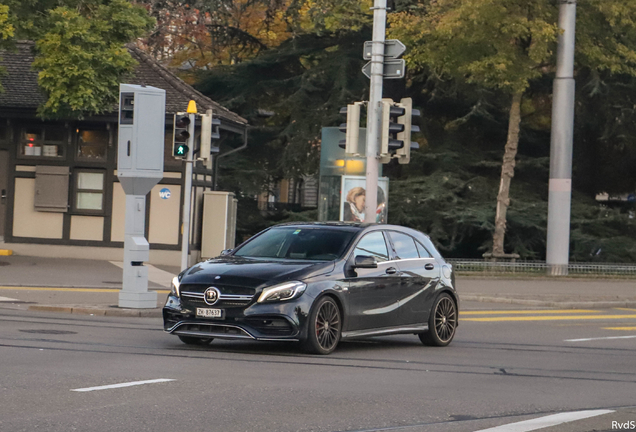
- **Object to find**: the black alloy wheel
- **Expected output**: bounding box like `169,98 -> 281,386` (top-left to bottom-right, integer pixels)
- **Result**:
419,293 -> 457,347
178,335 -> 214,346
302,297 -> 342,355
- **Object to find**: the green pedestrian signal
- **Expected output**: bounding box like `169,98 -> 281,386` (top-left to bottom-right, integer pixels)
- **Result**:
174,143 -> 188,156
172,113 -> 191,158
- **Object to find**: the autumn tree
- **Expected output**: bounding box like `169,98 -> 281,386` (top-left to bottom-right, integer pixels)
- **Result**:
390,0 -> 636,257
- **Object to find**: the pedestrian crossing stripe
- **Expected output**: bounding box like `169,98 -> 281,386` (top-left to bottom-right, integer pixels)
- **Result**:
462,314 -> 636,322
461,310 -> 598,315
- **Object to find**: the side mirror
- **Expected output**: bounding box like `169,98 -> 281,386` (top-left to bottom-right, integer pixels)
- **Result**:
220,249 -> 233,256
354,255 -> 377,269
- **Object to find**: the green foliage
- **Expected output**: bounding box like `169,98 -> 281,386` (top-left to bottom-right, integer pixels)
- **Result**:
32,0 -> 154,117
390,0 -> 559,93
0,0 -> 154,116
0,3 -> 14,92
198,31 -> 370,187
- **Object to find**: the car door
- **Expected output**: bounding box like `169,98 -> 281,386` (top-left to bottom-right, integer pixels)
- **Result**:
387,231 -> 441,326
345,230 -> 403,331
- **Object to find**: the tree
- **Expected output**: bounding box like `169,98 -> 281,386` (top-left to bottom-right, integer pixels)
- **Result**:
1,0 -> 154,116
0,3 -> 14,92
390,0 -> 636,257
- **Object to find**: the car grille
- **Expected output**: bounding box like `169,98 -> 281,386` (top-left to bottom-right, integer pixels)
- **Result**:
180,284 -> 255,309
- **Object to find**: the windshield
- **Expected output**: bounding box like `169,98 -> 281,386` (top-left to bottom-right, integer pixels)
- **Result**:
233,227 -> 356,261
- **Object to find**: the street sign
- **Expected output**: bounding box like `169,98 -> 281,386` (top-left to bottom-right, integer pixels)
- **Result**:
362,59 -> 405,80
363,39 -> 407,61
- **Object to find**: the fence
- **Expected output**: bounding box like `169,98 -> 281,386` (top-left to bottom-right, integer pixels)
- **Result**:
446,259 -> 636,277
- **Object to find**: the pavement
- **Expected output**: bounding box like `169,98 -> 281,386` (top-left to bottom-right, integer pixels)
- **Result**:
0,255 -> 635,318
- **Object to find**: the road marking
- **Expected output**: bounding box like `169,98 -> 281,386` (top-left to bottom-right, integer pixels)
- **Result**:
110,261 -> 175,288
604,327 -> 636,330
474,409 -> 614,432
0,296 -> 19,302
615,308 -> 636,312
462,309 -> 598,315
71,378 -> 175,392
565,335 -> 636,342
0,286 -> 170,294
462,314 -> 636,322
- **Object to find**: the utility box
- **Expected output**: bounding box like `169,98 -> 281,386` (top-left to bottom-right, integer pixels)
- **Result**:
117,84 -> 166,309
201,192 -> 238,259
117,84 -> 166,196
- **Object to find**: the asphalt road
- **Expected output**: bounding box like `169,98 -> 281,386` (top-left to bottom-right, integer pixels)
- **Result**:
2,304 -> 636,432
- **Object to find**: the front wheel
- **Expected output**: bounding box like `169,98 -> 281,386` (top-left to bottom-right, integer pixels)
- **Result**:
302,297 -> 342,355
178,335 -> 213,346
419,293 -> 457,347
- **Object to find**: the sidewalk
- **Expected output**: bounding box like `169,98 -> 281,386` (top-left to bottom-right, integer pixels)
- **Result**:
1,255 -> 635,317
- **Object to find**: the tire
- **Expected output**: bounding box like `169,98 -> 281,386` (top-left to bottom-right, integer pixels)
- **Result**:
178,335 -> 213,345
419,292 -> 457,347
302,296 -> 342,355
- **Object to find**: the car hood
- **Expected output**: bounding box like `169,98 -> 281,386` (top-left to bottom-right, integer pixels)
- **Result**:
181,256 -> 335,288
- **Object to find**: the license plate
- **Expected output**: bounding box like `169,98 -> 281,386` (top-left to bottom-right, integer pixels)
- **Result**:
196,308 -> 223,318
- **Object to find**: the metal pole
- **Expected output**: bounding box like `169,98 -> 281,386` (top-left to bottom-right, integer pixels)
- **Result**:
180,113 -> 196,270
364,0 -> 387,223
546,0 -> 577,276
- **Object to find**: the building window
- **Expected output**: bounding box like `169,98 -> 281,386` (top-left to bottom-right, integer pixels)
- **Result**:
77,129 -> 108,161
20,126 -> 65,158
74,170 -> 105,213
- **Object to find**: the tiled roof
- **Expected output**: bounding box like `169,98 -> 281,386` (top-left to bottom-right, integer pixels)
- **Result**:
0,41 -> 247,127
0,42 -> 45,108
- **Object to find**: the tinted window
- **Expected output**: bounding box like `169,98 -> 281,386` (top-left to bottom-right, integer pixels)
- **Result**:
416,241 -> 432,258
354,231 -> 389,262
389,232 -> 419,260
234,227 -> 355,261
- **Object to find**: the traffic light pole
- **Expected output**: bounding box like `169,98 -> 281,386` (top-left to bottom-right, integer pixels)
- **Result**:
546,0 -> 576,276
364,0 -> 387,223
180,113 -> 196,270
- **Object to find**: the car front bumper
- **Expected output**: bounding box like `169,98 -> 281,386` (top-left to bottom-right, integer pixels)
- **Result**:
163,295 -> 313,341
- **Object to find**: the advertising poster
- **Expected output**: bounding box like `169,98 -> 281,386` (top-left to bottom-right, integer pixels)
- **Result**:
340,175 -> 389,223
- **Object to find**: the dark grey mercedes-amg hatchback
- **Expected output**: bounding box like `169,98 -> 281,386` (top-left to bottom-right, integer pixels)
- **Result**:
163,222 -> 458,354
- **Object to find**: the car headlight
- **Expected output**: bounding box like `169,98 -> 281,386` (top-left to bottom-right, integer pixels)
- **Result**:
257,281 -> 307,303
170,276 -> 181,298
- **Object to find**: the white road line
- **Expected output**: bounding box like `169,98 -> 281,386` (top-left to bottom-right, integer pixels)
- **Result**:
109,261 -> 175,288
565,335 -> 636,342
0,296 -> 19,302
71,378 -> 175,392
474,410 -> 614,432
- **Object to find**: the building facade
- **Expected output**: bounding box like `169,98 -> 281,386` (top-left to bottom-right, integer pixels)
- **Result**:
0,42 -> 247,264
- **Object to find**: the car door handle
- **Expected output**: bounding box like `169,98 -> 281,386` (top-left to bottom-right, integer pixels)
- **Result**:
386,267 -> 398,275
424,263 -> 435,270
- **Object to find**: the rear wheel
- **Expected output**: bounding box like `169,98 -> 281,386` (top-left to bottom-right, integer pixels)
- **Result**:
302,297 -> 342,355
178,335 -> 213,345
419,293 -> 457,347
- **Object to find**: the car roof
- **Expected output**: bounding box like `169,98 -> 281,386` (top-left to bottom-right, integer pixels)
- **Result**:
272,222 -> 419,233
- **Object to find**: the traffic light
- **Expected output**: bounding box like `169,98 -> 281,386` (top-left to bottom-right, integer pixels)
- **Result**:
395,97 -> 421,164
379,98 -> 405,162
200,111 -> 221,161
172,112 -> 191,158
338,102 -> 362,156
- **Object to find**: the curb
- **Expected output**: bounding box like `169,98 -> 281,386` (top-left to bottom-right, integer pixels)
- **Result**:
462,295 -> 636,309
28,304 -> 162,317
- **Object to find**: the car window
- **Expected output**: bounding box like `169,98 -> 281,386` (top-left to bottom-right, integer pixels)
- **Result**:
415,241 -> 432,258
389,232 -> 419,260
233,227 -> 355,260
353,231 -> 389,262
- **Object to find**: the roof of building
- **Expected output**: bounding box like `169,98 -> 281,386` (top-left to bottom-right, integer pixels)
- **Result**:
0,41 -> 247,127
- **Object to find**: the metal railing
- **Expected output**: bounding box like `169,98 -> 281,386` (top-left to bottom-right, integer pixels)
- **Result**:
446,259 -> 636,277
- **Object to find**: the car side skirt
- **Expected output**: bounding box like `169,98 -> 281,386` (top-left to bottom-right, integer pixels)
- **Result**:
341,324 -> 428,339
